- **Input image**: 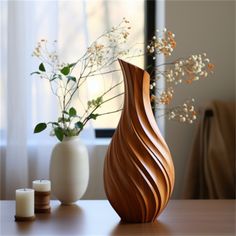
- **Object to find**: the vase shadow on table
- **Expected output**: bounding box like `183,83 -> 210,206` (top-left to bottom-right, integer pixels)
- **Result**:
52,204 -> 84,221
110,220 -> 171,236
50,204 -> 86,233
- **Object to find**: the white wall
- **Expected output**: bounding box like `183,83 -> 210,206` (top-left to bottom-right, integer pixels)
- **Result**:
165,0 -> 235,198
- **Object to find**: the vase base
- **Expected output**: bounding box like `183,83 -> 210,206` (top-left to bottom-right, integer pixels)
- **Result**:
60,202 -> 76,206
120,218 -> 155,224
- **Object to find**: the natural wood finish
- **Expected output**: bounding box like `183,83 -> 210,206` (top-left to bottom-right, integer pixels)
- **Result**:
104,59 -> 175,223
14,215 -> 35,222
35,191 -> 51,213
1,200 -> 235,235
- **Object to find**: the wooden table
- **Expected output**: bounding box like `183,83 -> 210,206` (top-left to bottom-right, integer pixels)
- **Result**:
0,200 -> 235,235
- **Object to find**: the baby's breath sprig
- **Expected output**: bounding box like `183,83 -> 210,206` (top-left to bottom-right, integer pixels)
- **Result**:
155,99 -> 197,124
162,53 -> 215,85
168,99 -> 197,124
147,28 -> 176,58
148,28 -> 214,123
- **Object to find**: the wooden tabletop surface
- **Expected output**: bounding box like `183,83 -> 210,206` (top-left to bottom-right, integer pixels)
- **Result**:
0,200 -> 235,236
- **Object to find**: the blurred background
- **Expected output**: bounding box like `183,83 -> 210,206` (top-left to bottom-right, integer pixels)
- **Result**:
0,0 -> 235,200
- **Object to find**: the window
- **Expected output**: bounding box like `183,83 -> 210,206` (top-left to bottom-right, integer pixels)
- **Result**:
0,0 -> 145,140
58,1 -> 145,136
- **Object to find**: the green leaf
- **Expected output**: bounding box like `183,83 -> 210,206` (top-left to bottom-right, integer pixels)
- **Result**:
62,110 -> 69,115
60,66 -> 70,76
96,96 -> 103,106
39,63 -> 46,72
69,107 -> 77,116
58,74 -> 62,80
67,76 -> 76,83
87,101 -> 92,107
69,63 -> 76,68
50,74 -> 59,81
30,71 -> 40,76
89,113 -> 99,120
51,122 -> 59,126
54,128 -> 64,141
75,121 -> 84,129
34,123 -> 47,133
58,117 -> 70,123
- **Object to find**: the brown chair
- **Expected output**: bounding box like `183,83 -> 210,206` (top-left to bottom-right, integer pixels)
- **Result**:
183,100 -> 235,199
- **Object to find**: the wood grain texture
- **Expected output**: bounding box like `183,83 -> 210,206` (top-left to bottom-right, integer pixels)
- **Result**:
35,191 -> 51,213
103,59 -> 175,223
1,200 -> 235,235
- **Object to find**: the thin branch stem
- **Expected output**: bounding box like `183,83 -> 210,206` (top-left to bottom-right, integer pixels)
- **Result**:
98,109 -> 123,116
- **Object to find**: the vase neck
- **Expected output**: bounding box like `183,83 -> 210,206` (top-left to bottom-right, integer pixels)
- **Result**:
62,136 -> 79,142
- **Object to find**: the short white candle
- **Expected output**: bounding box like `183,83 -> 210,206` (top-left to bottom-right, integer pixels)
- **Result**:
15,189 -> 35,217
32,180 -> 51,192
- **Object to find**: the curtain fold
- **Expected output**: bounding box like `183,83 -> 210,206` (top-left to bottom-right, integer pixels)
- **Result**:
1,1 -> 96,199
3,1 -> 61,199
6,1 -> 29,199
182,101 -> 235,199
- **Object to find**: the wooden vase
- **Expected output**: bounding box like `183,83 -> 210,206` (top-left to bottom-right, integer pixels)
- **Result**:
103,59 -> 175,223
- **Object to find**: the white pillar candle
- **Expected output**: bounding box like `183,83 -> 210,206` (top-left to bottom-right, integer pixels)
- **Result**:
15,189 -> 35,217
32,180 -> 51,192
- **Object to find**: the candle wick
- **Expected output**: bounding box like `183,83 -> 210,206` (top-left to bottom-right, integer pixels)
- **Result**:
24,188 -> 26,191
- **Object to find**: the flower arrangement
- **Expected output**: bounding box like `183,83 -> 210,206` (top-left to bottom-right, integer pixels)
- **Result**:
32,18 -> 214,141
32,18 -> 134,141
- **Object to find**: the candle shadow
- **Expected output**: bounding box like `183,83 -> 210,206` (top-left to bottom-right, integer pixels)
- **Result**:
16,221 -> 34,234
110,219 -> 171,236
35,211 -> 52,221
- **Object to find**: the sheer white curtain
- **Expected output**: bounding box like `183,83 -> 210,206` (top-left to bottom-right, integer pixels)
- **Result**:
0,1 -> 95,199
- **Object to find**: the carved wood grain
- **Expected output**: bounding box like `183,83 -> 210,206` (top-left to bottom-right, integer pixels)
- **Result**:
103,59 -> 175,223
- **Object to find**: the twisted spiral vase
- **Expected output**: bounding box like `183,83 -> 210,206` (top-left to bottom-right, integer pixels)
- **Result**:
103,59 -> 175,223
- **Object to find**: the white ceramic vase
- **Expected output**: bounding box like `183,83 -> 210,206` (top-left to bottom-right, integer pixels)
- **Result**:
50,137 -> 89,205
